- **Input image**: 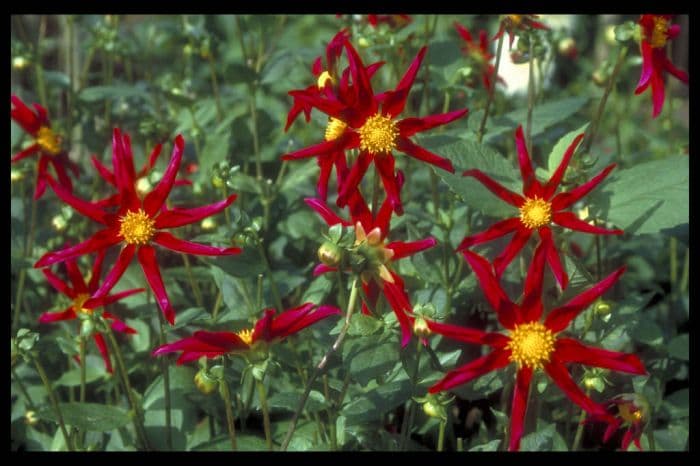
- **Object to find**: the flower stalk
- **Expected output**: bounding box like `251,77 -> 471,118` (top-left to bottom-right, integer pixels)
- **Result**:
477,33 -> 504,143
256,379 -> 273,450
220,357 -> 238,450
32,357 -> 73,450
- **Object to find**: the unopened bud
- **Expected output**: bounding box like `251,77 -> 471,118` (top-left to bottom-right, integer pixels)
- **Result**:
24,410 -> 38,426
558,37 -> 577,59
594,300 -> 612,316
413,317 -> 431,338
592,69 -> 608,87
194,369 -> 219,395
211,173 -> 225,189
318,241 -> 343,267
52,215 -> 67,232
201,217 -> 217,231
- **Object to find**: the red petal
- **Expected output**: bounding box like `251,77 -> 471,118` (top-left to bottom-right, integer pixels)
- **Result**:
544,267 -> 625,333
91,154 -> 117,187
85,287 -> 145,309
103,312 -> 138,335
551,163 -> 617,211
155,194 -> 237,229
650,60 -> 666,118
42,269 -> 74,297
543,133 -> 585,199
520,239 -> 547,322
143,142 -> 163,176
337,150 -> 372,208
551,211 -> 623,236
538,227 -> 568,290
343,40 -> 376,116
252,309 -> 276,343
11,95 -> 41,134
454,22 -> 473,43
39,307 -> 77,323
270,303 -> 341,339
387,237 -> 437,261
508,366 -> 533,451
462,169 -> 524,207
462,249 -> 518,329
456,217 -> 520,251
374,153 -> 403,214
137,245 -> 175,325
193,330 -> 248,351
397,108 -> 469,138
313,264 -> 337,276
554,338 -> 647,375
93,333 -> 113,373
514,126 -> 542,197
425,319 -> 509,348
383,276 -> 414,347
545,358 -> 609,418
64,257 -> 88,294
34,229 -> 121,268
46,176 -> 110,225
88,250 -> 107,293
493,226 -> 532,278
428,349 -> 510,393
11,143 -> 40,163
662,54 -> 689,84
396,137 -> 454,173
304,197 -> 350,227
91,245 -> 136,301
282,136 -> 349,161
635,42 -> 654,94
143,135 -> 185,216
383,47 -> 426,117
153,231 -> 241,256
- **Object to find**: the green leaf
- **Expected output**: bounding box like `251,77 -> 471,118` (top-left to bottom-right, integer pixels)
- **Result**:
667,333 -> 689,360
54,364 -> 105,387
592,156 -> 688,235
199,131 -> 230,185
469,439 -> 501,451
543,123 -> 589,178
519,422 -> 556,451
652,423 -> 688,451
191,434 -> 269,451
267,390 -> 327,414
125,318 -> 151,353
79,85 -> 149,102
425,40 -> 462,67
343,334 -> 400,386
348,314 -> 383,337
37,403 -> 130,432
630,320 -> 663,346
664,389 -> 688,418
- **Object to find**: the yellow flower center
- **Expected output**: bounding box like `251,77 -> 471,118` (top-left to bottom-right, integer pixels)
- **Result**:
618,403 -> 644,424
325,117 -> 347,142
519,197 -> 552,229
506,322 -> 556,370
73,293 -> 92,315
354,222 -> 395,284
358,113 -> 398,154
119,209 -> 156,245
507,15 -> 523,27
317,70 -> 334,89
36,126 -> 62,155
236,328 -> 254,346
649,16 -> 670,48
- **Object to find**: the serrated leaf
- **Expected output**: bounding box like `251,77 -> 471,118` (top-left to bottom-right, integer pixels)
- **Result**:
544,124 -> 589,177
348,313 -> 383,336
630,320 -> 663,346
519,423 -> 555,451
343,334 -> 399,386
38,403 -> 130,432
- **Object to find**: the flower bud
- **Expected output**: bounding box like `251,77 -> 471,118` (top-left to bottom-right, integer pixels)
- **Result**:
211,173 -> 225,189
558,37 -> 577,59
24,410 -> 38,426
594,300 -> 612,317
194,368 -> 219,395
201,217 -> 217,231
80,319 -> 95,338
592,69 -> 608,87
358,37 -> 370,48
52,215 -> 67,232
412,317 -> 431,338
318,241 -> 343,267
12,56 -> 30,70
10,168 -> 25,182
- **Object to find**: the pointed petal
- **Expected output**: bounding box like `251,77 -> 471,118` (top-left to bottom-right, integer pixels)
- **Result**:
551,163 -> 617,211
462,249 -> 518,329
282,136 -> 350,161
64,257 -> 88,293
313,264 -> 337,276
551,211 -> 623,236
11,143 -> 40,163
11,95 -> 41,134
42,269 -> 74,297
396,137 -> 454,173
543,133 -> 585,199
38,307 -> 77,323
508,366 -> 533,451
143,135 -> 185,216
545,358 -> 609,418
456,217 -> 520,251
397,109 -> 469,138
85,287 -> 145,309
650,63 -> 666,118
538,227 -> 568,290
344,40 -> 376,115
88,250 -> 107,293
153,231 -> 241,256
514,126 -> 542,197
374,152 -> 403,214
383,47 -> 426,117
454,22 -> 473,43
137,245 -> 175,324
304,197 -> 350,226
387,237 -> 437,261
635,42 -> 654,94
93,333 -> 113,373
462,169 -> 524,207
382,276 -> 414,347
34,229 -> 121,268
46,176 -> 110,225
662,55 -> 689,84
493,227 -> 532,279
91,155 -> 117,187
424,319 -> 510,348
143,143 -> 163,175
192,330 -> 248,352
554,338 -> 647,375
155,194 -> 237,229
544,267 -> 625,333
270,303 -> 341,339
252,309 -> 276,343
316,157 -> 333,201
103,312 -> 138,335
429,349 -> 510,393
91,245 -> 136,302
337,150 -> 372,208
520,239 -> 548,322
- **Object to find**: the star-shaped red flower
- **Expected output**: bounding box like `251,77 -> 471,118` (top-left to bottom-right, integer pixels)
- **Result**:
458,125 -> 622,289
35,129 -> 240,324
425,247 -> 646,451
454,22 -> 505,92
152,303 -> 341,364
493,14 -> 549,48
38,251 -> 142,373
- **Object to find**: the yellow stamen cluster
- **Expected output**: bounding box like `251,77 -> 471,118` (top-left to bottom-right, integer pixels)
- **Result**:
324,117 -> 348,142
649,16 -> 670,48
619,403 -> 645,424
119,209 -> 156,245
36,126 -> 62,155
73,293 -> 92,315
519,197 -> 552,229
359,113 -> 398,154
317,71 -> 334,90
236,328 -> 254,346
354,222 -> 395,284
506,322 -> 556,370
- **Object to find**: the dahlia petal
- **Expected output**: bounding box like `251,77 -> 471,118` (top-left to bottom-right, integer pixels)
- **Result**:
103,312 -> 138,335
153,231 -> 241,256
493,227 -> 532,279
456,217 -> 520,251
304,197 -> 350,226
385,46 -> 426,117
514,126 -> 542,197
271,303 -> 341,339
267,302 -> 316,338
650,64 -> 666,118
137,245 -> 175,325
50,158 -> 75,198
545,358 -> 609,418
428,349 -> 510,393
337,150 -> 372,208
544,267 -> 625,333
316,157 -> 333,201
155,194 -> 237,229
425,319 -> 510,348
282,137 -> 346,161
152,335 -> 225,357
520,239 -> 548,322
662,55 -> 689,84
11,143 -> 40,163
462,169 -> 524,207
543,133 -> 585,199
143,135 -> 185,216
11,95 -> 42,134
252,309 -> 276,343
387,237 -> 437,261
397,108 -> 469,138
193,330 -> 248,352
38,307 -> 77,323
34,229 -> 121,268
551,163 -> 617,211
91,155 -> 117,187
91,245 -> 136,301
383,279 -> 414,347
111,129 -> 139,207
462,249 -> 518,329
538,227 -> 568,290
143,143 -> 163,175
375,170 -> 402,234
64,257 -> 88,293
93,333 -> 113,373
635,41 -> 654,93
454,22 -> 473,42
42,269 -> 74,297
552,211 -> 623,236
85,287 -> 145,309
396,137 -> 454,173
313,264 -> 337,276
508,366 -> 533,451
46,174 -> 109,225
374,152 -> 403,214
554,338 -> 647,375
88,250 -> 107,293
344,40 -> 376,115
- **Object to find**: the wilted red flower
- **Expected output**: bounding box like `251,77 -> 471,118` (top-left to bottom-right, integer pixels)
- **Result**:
493,14 -> 549,47
283,40 -> 468,215
306,180 -> 436,347
458,125 -> 622,289
38,251 -> 142,373
454,22 -> 505,91
635,15 -> 689,118
35,129 -> 240,324
597,393 -> 650,451
426,247 -> 646,451
10,95 -> 80,199
152,303 -> 341,364
367,14 -> 412,29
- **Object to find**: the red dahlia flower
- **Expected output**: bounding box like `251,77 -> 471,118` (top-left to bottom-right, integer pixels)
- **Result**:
367,15 -> 412,29
598,393 -> 650,451
283,40 -> 467,215
493,14 -> 549,48
427,247 -> 646,451
38,251 -> 142,373
635,15 -> 689,118
454,22 -> 505,91
152,303 -> 341,364
10,95 -> 80,199
35,129 -> 240,324
458,125 -> 622,290
306,184 -> 436,347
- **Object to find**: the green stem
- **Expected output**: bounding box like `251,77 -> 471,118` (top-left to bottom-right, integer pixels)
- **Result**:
335,270 -> 347,311
181,253 -> 204,308
220,358 -> 238,450
280,278 -> 360,451
156,306 -> 173,450
34,16 -> 48,108
33,357 -> 73,450
456,437 -> 464,452
679,246 -> 689,293
571,389 -> 591,451
206,54 -> 223,123
256,241 -> 283,312
212,289 -> 223,321
401,340 -> 423,450
256,379 -> 272,450
477,33 -> 504,143
221,184 -> 232,228
669,236 -> 678,289
79,337 -> 87,403
648,427 -> 656,451
437,419 -> 447,452
11,365 -> 38,412
526,37 -> 536,155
